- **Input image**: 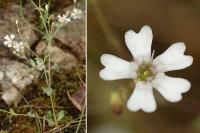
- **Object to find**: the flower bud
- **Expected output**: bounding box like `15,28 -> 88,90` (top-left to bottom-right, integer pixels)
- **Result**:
45,4 -> 49,11
15,20 -> 18,25
110,91 -> 123,115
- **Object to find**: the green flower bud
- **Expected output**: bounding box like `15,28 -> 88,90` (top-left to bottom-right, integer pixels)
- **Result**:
110,91 -> 123,115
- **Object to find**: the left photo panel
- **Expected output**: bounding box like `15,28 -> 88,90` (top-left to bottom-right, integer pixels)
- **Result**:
0,0 -> 86,132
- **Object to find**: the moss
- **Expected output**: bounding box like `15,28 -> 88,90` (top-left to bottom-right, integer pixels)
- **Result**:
53,64 -> 85,117
11,117 -> 37,133
0,64 -> 85,132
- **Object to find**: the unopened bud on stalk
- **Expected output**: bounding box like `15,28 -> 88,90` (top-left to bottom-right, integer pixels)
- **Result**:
15,20 -> 18,25
45,4 -> 49,11
110,91 -> 123,115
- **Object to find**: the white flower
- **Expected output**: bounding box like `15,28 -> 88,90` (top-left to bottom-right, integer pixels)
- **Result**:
99,25 -> 193,113
57,14 -> 71,24
71,8 -> 82,20
3,34 -> 16,47
3,34 -> 25,56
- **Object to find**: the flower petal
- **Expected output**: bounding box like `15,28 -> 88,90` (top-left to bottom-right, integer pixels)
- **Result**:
125,25 -> 153,64
10,34 -> 15,40
4,35 -> 10,40
152,73 -> 191,102
99,54 -> 138,80
3,40 -> 9,45
127,81 -> 156,113
153,42 -> 193,72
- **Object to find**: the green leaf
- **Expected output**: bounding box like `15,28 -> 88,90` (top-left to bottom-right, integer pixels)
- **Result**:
45,111 -> 55,127
42,86 -> 53,96
51,64 -> 60,71
27,111 -> 36,118
47,119 -> 55,127
35,57 -> 44,65
56,110 -> 65,122
29,59 -> 36,67
46,111 -> 52,118
9,108 -> 16,115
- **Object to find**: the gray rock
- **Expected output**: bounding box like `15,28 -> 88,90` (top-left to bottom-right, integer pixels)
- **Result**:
55,8 -> 85,61
0,58 -> 39,105
1,86 -> 20,106
48,45 -> 78,71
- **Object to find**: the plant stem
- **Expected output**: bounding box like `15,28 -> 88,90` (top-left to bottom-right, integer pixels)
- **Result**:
75,100 -> 86,133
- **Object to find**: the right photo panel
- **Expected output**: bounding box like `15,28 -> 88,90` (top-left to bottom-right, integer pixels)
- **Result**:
88,0 -> 199,133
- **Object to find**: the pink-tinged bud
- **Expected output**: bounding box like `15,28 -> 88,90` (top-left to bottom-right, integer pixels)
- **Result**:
110,91 -> 123,115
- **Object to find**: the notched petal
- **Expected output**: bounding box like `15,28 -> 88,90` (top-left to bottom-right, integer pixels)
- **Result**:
153,42 -> 193,72
125,25 -> 153,63
152,73 -> 191,102
99,54 -> 137,80
127,81 -> 156,113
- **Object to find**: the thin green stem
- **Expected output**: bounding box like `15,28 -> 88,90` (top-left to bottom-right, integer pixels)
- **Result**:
28,0 -> 49,34
75,100 -> 86,133
52,23 -> 63,38
22,96 -> 43,132
20,0 -> 45,35
0,109 -> 47,121
90,0 -> 125,55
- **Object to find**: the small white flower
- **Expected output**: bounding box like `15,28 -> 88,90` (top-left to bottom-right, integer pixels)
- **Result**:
3,34 -> 16,47
12,41 -> 24,51
99,25 -> 193,113
15,19 -> 18,25
71,8 -> 82,20
57,14 -> 71,24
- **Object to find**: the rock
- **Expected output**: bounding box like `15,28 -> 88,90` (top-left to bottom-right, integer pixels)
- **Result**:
48,45 -> 78,71
1,87 -> 20,105
35,41 -> 47,56
0,3 -> 40,105
0,58 -> 39,105
0,3 -> 39,48
55,9 -> 85,61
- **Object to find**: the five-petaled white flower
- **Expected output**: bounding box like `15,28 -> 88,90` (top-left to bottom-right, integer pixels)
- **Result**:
99,25 -> 193,113
57,14 -> 71,24
3,34 -> 16,47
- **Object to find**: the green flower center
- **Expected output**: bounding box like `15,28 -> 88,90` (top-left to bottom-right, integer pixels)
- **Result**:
137,64 -> 153,81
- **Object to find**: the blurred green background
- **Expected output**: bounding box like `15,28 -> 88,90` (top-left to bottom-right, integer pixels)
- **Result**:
88,0 -> 200,133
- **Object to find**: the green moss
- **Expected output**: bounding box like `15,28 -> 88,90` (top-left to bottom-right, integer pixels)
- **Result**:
0,64 -> 86,132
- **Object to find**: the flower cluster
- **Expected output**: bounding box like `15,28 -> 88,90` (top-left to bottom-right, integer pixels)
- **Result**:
100,25 -> 193,113
57,8 -> 83,24
3,34 -> 25,56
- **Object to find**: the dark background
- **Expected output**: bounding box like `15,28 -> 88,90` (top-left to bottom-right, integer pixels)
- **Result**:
88,0 -> 200,133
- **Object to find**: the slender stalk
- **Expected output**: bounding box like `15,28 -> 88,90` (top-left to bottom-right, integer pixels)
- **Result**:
75,100 -> 86,133
22,96 -> 43,132
19,0 -> 45,35
90,0 -> 125,55
0,109 -> 47,121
